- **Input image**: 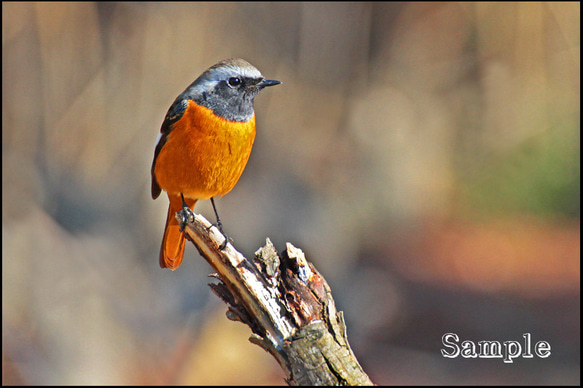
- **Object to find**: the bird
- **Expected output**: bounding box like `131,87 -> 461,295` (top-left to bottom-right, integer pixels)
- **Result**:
151,58 -> 280,270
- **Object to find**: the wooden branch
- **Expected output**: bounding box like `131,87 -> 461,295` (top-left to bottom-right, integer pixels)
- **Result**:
177,209 -> 374,386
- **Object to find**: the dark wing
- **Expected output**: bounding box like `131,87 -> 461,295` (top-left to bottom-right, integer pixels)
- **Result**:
151,99 -> 190,199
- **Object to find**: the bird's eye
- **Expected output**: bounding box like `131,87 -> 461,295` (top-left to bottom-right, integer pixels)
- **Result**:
227,77 -> 241,87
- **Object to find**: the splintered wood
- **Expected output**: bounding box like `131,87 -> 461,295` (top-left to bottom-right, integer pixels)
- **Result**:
177,209 -> 373,386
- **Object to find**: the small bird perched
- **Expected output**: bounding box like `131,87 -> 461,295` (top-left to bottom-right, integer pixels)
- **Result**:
151,58 -> 280,270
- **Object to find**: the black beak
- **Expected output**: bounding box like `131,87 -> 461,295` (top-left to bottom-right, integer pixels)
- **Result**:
257,79 -> 281,88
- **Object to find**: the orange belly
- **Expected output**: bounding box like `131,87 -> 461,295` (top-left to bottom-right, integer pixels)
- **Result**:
154,100 -> 256,200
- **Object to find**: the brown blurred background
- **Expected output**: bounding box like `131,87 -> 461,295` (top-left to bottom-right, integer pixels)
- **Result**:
2,2 -> 579,385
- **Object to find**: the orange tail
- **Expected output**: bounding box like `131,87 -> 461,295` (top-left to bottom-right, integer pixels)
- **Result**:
160,194 -> 197,270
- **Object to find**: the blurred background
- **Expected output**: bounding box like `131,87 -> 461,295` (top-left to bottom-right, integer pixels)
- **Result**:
2,2 -> 579,385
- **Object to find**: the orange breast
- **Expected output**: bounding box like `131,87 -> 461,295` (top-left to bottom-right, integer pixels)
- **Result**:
154,100 -> 256,200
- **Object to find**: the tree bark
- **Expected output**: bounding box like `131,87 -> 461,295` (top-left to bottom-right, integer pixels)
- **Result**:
177,208 -> 374,386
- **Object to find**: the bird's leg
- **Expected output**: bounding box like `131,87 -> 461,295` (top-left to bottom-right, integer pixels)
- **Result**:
210,197 -> 232,249
210,197 -> 224,233
179,193 -> 195,231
